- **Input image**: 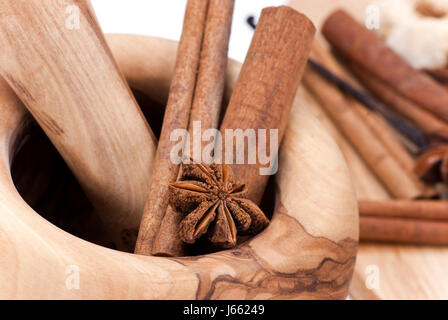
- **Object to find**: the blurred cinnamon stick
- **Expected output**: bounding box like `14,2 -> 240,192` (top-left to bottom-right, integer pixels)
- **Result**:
322,9 -> 448,123
308,58 -> 428,148
152,0 -> 235,257
425,67 -> 448,84
353,106 -> 414,172
304,44 -> 425,199
311,43 -> 435,197
359,199 -> 448,221
311,44 -> 418,174
352,105 -> 436,198
135,0 -> 209,256
360,216 -> 448,246
348,63 -> 448,143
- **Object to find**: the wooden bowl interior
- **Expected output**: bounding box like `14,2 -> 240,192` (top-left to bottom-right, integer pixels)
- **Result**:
10,88 -> 276,253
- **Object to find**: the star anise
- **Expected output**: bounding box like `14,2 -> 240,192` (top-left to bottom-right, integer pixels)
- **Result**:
168,162 -> 270,249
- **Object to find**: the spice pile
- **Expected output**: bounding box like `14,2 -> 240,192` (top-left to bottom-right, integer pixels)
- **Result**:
134,1 -> 315,257
304,9 -> 448,245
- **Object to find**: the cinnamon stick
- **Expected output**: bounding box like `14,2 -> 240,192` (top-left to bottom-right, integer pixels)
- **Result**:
322,9 -> 448,123
354,106 -> 414,172
348,62 -> 448,143
304,45 -> 425,199
135,0 -> 208,256
219,6 -> 315,203
151,0 -> 235,257
359,199 -> 448,221
360,216 -> 448,246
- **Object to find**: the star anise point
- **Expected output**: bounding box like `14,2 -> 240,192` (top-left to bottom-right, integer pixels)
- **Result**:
169,162 -> 270,249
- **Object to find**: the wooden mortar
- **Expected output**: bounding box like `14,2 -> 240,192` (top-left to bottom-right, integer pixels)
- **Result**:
0,34 -> 358,299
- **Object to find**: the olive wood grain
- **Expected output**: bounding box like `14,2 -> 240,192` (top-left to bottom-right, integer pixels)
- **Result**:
0,0 -> 156,251
0,34 -> 358,299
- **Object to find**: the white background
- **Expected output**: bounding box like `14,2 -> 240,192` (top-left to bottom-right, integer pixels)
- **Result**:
91,0 -> 287,63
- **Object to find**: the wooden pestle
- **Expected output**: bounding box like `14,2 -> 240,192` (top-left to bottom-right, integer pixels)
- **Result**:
0,0 -> 156,251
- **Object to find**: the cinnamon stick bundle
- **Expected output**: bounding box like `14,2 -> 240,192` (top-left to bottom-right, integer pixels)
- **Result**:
322,9 -> 448,123
357,107 -> 437,198
359,199 -> 448,245
304,45 -> 424,199
309,42 -> 420,177
348,63 -> 448,143
151,0 -> 235,257
135,0 -> 208,256
140,5 -> 315,256
219,6 -> 315,204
